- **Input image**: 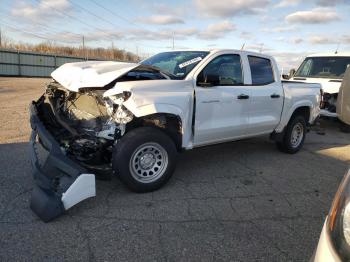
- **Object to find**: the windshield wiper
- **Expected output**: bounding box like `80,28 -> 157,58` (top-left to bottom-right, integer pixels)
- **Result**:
140,64 -> 180,80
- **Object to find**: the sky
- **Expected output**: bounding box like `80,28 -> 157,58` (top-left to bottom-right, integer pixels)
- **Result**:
1,0 -> 350,70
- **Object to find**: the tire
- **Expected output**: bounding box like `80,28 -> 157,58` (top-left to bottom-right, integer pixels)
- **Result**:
276,115 -> 307,154
112,127 -> 178,192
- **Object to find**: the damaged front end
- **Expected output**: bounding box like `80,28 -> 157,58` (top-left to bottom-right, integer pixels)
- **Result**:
30,81 -> 134,222
320,90 -> 338,117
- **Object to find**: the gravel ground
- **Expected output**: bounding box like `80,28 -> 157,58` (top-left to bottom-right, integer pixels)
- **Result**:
0,77 -> 349,261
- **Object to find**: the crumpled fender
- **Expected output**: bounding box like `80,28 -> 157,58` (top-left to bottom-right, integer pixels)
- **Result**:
103,79 -> 194,148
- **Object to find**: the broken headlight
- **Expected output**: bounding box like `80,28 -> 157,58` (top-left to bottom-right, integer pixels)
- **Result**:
108,91 -> 131,104
327,169 -> 350,260
114,105 -> 133,124
105,91 -> 133,124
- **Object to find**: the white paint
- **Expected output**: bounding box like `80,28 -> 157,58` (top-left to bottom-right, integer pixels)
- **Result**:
243,52 -> 284,136
274,81 -> 321,133
51,61 -> 139,92
187,49 -> 320,145
312,218 -> 341,262
52,49 -> 321,149
61,174 -> 96,210
291,52 -> 350,94
291,76 -> 341,94
103,79 -> 194,148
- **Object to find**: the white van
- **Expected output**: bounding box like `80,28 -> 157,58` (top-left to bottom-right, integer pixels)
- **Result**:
290,52 -> 350,117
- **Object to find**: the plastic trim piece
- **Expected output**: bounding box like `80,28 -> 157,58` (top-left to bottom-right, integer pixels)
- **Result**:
61,174 -> 96,210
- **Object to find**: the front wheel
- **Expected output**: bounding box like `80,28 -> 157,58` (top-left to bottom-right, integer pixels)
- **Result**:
112,127 -> 178,192
276,115 -> 306,154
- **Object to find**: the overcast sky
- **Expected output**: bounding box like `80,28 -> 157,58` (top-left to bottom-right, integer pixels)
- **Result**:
1,0 -> 350,70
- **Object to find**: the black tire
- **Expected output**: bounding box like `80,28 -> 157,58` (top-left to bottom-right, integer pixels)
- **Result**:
112,127 -> 178,192
276,115 -> 307,154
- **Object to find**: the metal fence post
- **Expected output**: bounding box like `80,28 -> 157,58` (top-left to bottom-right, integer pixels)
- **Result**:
54,55 -> 57,68
17,50 -> 21,76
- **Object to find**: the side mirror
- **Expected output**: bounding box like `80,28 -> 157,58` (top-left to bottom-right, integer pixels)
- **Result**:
282,74 -> 290,80
197,73 -> 220,87
289,69 -> 296,78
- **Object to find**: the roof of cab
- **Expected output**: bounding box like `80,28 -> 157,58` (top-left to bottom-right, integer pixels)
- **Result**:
307,52 -> 350,57
168,48 -> 271,57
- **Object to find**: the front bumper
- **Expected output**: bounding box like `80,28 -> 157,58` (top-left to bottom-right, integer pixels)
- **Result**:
29,101 -> 95,222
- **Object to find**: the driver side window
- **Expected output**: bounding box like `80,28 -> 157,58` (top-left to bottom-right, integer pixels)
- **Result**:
200,54 -> 243,86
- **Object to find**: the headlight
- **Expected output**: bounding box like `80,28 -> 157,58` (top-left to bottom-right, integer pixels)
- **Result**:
114,105 -> 133,124
104,91 -> 134,124
122,91 -> 132,101
327,169 -> 350,260
108,91 -> 132,105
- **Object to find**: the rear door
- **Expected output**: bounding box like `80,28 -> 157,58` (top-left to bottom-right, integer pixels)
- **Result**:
193,53 -> 251,146
246,55 -> 283,135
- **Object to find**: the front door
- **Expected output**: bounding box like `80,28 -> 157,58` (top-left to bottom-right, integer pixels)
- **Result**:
193,54 -> 251,146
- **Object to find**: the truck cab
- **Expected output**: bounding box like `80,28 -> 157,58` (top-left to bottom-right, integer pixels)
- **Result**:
190,51 -> 285,146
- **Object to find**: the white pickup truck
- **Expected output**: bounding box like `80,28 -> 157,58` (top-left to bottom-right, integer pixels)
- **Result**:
288,52 -> 350,117
29,49 -> 321,221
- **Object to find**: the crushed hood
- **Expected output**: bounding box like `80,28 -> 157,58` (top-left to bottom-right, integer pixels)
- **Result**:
51,61 -> 139,92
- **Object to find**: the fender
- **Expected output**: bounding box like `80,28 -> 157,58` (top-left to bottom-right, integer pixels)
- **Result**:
103,80 -> 195,148
275,100 -> 314,133
126,103 -> 184,119
127,103 -> 193,148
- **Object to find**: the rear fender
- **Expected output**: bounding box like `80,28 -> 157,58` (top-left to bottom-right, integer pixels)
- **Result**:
275,100 -> 314,133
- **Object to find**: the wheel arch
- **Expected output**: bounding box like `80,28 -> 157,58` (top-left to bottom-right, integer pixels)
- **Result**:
272,105 -> 311,142
290,106 -> 311,123
275,100 -> 314,133
126,112 -> 183,151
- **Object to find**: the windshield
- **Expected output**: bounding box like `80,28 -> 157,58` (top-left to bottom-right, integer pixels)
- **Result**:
141,51 -> 209,79
295,56 -> 350,79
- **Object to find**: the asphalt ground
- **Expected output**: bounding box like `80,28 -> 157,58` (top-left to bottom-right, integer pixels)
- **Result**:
0,77 -> 349,261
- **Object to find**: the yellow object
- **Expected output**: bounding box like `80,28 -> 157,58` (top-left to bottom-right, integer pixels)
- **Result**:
337,67 -> 350,125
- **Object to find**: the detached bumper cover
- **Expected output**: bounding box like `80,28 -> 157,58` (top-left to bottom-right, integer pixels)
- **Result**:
29,101 -> 95,222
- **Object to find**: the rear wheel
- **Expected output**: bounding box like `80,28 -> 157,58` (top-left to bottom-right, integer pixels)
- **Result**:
112,127 -> 178,192
276,115 -> 306,154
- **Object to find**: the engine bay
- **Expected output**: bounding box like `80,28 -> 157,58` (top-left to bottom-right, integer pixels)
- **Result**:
36,82 -> 133,169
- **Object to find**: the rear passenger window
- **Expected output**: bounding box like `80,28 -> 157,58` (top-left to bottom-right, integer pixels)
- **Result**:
248,56 -> 274,85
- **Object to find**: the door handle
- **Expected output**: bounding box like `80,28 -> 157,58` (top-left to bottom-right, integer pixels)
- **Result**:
202,100 -> 220,103
270,93 -> 280,98
237,94 -> 249,100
